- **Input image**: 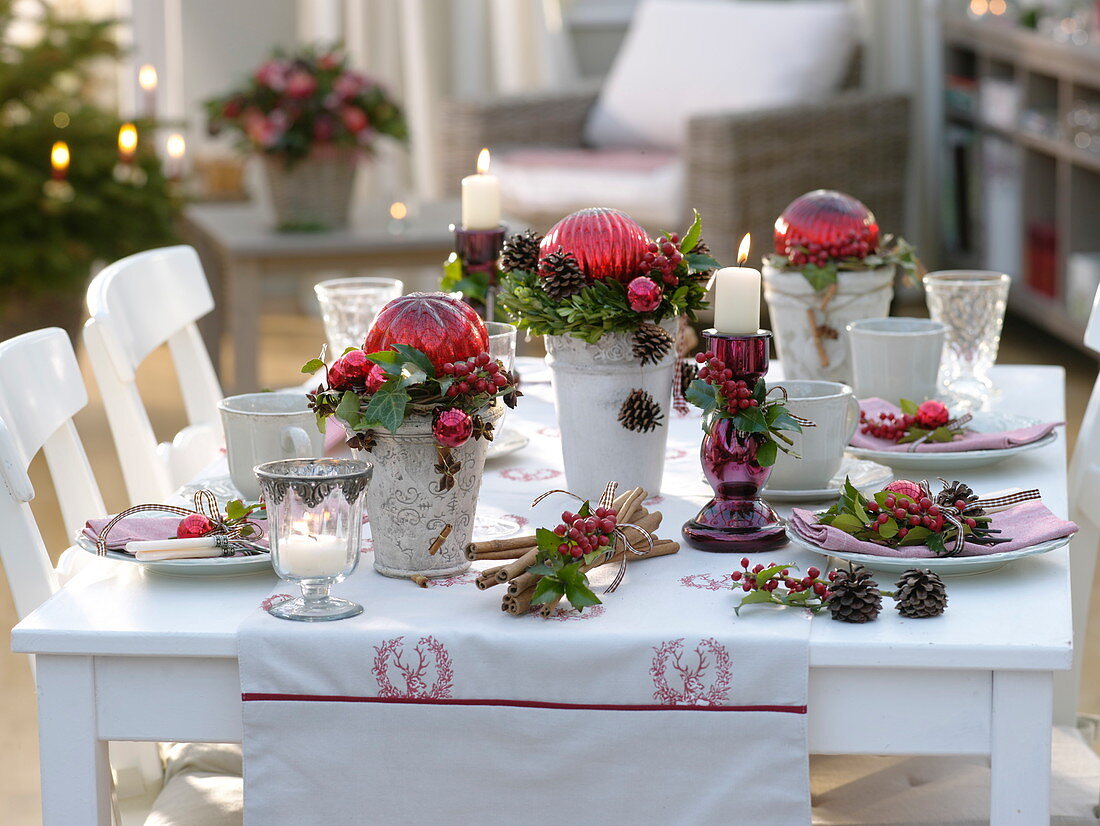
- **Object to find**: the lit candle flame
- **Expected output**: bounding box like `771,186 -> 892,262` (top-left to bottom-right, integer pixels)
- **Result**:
476,147 -> 491,175
166,133 -> 186,159
737,233 -> 751,265
118,123 -> 138,156
389,201 -> 408,220
138,64 -> 158,91
51,141 -> 70,175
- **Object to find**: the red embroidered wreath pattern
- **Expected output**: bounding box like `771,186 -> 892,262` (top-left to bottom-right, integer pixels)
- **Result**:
679,573 -> 733,591
535,604 -> 606,622
650,638 -> 732,706
429,572 -> 479,588
260,593 -> 294,612
499,467 -> 562,483
537,426 -> 560,438
665,448 -> 688,462
372,636 -> 454,699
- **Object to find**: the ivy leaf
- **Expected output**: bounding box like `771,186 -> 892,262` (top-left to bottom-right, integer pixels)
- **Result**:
390,345 -> 436,378
536,528 -> 562,554
755,438 -> 777,467
366,350 -> 404,376
686,379 -> 718,412
361,384 -> 410,433
531,577 -> 566,605
801,262 -> 838,291
679,209 -> 702,254
335,390 -> 363,429
301,358 -> 324,374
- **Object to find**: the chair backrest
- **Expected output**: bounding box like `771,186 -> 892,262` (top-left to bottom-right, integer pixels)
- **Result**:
84,245 -> 223,503
1057,284 -> 1100,726
0,328 -> 105,620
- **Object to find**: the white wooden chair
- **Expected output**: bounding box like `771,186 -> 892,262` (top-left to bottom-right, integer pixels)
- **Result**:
812,287 -> 1100,824
84,245 -> 224,504
0,328 -> 242,825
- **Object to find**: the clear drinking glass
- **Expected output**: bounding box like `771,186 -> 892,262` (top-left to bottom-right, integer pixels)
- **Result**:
254,458 -> 372,621
923,270 -> 1011,410
475,321 -> 520,539
315,277 -> 403,355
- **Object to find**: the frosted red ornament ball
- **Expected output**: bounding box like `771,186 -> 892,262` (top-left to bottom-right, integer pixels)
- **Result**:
773,190 -> 879,258
363,292 -> 489,371
539,207 -> 650,283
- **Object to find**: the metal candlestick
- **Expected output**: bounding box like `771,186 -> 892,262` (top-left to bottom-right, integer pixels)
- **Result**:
452,224 -> 506,322
681,329 -> 788,553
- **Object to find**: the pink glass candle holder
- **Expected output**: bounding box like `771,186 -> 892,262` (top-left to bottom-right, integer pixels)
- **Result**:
682,329 -> 788,553
452,224 -> 506,322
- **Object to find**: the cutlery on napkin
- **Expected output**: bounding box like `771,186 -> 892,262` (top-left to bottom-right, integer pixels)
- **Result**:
850,398 -> 1062,453
83,515 -> 267,560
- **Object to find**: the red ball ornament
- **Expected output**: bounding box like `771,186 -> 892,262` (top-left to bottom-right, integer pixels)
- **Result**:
363,292 -> 489,371
327,359 -> 349,390
773,190 -> 880,258
364,363 -> 387,393
539,207 -> 650,282
433,408 -> 473,448
884,480 -> 923,502
626,276 -> 662,313
177,513 -> 215,539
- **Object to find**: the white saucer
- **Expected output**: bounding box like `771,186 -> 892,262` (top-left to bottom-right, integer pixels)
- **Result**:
762,456 -> 893,503
485,427 -> 530,460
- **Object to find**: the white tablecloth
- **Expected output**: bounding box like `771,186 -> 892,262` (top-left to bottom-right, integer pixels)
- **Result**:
238,378 -> 817,824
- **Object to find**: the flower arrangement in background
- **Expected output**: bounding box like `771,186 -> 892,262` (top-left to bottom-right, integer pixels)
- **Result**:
205,46 -> 407,161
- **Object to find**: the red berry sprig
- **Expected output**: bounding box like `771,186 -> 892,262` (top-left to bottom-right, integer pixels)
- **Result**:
859,410 -> 916,442
440,351 -> 510,400
732,558 -> 833,614
694,351 -> 760,415
781,230 -> 873,269
553,507 -> 618,559
642,233 -> 684,286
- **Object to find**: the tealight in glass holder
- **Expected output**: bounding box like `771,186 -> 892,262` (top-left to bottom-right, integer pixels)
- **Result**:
255,459 -> 372,621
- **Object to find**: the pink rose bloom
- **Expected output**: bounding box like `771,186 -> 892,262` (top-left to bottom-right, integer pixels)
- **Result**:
916,399 -> 950,429
627,276 -> 662,313
341,106 -> 369,134
254,59 -> 288,91
333,71 -> 364,99
285,69 -> 317,99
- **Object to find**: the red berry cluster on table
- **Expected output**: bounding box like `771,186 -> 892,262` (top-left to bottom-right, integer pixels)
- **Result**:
859,398 -> 970,446
818,478 -> 1014,557
683,349 -> 808,467
553,506 -> 619,559
495,207 -> 719,432
765,189 -> 919,292
733,557 -> 947,622
305,292 -> 520,490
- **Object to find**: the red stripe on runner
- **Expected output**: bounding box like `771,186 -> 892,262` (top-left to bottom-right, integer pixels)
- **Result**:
241,693 -> 806,714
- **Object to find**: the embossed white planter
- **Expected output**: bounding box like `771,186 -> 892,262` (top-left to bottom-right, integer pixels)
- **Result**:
358,404 -> 503,578
762,264 -> 895,384
545,318 -> 677,501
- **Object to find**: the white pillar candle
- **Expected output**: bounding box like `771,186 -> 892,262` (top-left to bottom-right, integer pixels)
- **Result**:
461,148 -> 501,230
278,535 -> 350,578
711,233 -> 760,335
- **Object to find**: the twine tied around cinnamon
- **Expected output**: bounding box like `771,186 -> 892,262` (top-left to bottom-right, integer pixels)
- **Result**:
93,490 -> 265,557
531,481 -> 655,594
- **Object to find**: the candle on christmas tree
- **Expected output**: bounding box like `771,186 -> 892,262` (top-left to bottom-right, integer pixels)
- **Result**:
711,234 -> 760,335
118,123 -> 138,164
138,64 -> 158,118
461,147 -> 501,230
50,141 -> 69,180
165,133 -> 185,180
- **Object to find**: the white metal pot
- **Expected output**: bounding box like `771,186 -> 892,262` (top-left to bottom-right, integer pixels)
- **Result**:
762,264 -> 895,384
357,404 -> 502,578
544,318 -> 678,501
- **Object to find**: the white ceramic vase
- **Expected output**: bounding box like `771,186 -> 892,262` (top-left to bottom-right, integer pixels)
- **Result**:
544,318 -> 678,501
762,264 -> 895,384
357,404 -> 502,578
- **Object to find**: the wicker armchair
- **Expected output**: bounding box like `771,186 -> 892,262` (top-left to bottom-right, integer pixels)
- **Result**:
440,85 -> 909,264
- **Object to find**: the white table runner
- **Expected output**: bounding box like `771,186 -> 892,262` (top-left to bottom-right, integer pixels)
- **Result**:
238,379 -> 817,824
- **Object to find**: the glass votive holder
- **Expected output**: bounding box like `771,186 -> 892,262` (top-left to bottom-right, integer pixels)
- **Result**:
314,276 -> 404,356
254,458 -> 372,622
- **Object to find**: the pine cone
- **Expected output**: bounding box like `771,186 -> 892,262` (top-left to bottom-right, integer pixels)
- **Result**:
894,568 -> 947,618
632,322 -> 674,366
618,388 -> 664,433
679,359 -> 699,398
500,229 -> 543,273
936,479 -> 984,517
691,238 -> 711,256
538,246 -> 587,301
827,566 -> 882,623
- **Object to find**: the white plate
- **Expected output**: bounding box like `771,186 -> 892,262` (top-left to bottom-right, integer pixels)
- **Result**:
74,532 -> 273,578
787,529 -> 1071,576
763,457 -> 893,503
485,427 -> 530,460
846,411 -> 1057,472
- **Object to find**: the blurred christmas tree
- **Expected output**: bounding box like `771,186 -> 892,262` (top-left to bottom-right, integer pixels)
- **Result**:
0,0 -> 179,337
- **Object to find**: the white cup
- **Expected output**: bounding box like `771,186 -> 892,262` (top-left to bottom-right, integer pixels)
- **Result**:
218,393 -> 323,500
847,317 -> 947,403
768,380 -> 860,491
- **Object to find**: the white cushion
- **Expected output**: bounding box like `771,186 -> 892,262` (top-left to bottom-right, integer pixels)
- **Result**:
144,743 -> 243,826
495,147 -> 684,230
811,725 -> 1100,825
584,0 -> 856,150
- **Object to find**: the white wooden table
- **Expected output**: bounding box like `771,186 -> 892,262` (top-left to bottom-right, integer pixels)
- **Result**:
13,365 -> 1071,825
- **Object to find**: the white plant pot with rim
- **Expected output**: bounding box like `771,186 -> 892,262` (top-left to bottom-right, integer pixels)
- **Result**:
357,404 -> 503,578
544,317 -> 678,502
762,263 -> 895,384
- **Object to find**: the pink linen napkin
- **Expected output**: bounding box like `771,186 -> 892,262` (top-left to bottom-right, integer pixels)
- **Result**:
850,398 -> 1062,453
83,516 -> 190,550
790,501 -> 1077,558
